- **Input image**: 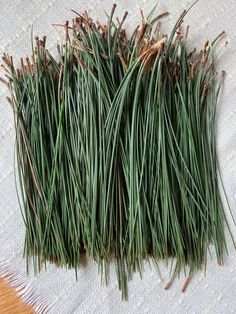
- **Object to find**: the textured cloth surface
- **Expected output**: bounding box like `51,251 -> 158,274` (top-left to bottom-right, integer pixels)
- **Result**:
1,0 -> 236,313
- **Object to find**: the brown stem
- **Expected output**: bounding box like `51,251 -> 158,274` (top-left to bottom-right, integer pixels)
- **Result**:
181,276 -> 191,292
117,52 -> 128,70
212,30 -> 225,46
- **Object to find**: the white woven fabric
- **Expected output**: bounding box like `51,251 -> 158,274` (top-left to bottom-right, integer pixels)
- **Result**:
1,0 -> 236,313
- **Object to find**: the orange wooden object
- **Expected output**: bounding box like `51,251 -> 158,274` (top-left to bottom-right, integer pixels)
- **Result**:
0,277 -> 34,314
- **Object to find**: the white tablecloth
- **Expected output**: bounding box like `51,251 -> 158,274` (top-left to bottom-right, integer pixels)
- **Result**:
1,0 -> 236,313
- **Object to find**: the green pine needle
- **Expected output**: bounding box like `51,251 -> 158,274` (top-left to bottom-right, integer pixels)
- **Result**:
1,4 -> 234,299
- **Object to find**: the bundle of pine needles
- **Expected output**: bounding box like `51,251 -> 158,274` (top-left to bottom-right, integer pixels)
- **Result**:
1,3 -> 234,298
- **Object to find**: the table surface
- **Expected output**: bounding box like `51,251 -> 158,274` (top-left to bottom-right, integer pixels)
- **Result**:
0,277 -> 34,314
